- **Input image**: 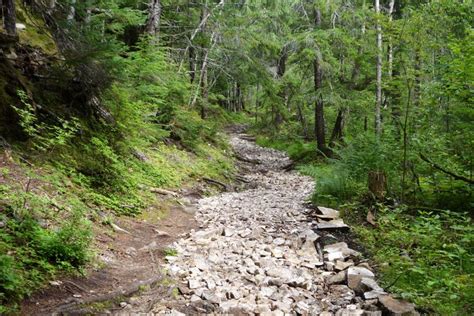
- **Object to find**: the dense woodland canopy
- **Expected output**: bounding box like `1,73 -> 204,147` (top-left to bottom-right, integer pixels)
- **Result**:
0,0 -> 473,314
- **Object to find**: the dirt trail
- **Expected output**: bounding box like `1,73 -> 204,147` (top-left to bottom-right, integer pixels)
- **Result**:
123,131 -> 417,315
22,131 -> 417,315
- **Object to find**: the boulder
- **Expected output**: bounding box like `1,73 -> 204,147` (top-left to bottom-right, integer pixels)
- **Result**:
378,295 -> 419,316
335,260 -> 355,271
327,271 -> 347,285
347,267 -> 375,290
317,219 -> 349,230
316,206 -> 340,219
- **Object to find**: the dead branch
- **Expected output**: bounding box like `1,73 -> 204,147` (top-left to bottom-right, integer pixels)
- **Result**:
202,177 -> 228,191
419,153 -> 473,185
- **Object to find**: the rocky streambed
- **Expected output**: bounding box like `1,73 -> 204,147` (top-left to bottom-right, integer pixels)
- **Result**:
147,133 -> 418,315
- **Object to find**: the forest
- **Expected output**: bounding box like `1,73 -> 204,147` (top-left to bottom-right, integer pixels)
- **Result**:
0,0 -> 472,314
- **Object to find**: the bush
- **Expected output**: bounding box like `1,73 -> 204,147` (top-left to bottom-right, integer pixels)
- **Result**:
299,164 -> 365,207
353,207 -> 474,314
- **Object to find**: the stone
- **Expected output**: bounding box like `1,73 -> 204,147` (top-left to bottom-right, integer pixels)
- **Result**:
324,242 -> 360,258
271,247 -> 284,258
335,260 -> 354,271
273,237 -> 286,245
220,300 -> 239,312
226,289 -> 241,300
335,306 -> 364,316
359,277 -> 384,293
327,271 -> 347,285
206,278 -> 216,290
347,267 -> 375,290
317,219 -> 349,230
363,311 -> 382,316
119,302 -> 127,308
194,258 -> 208,271
325,261 -> 336,271
299,229 -> 320,242
327,251 -> 345,262
296,301 -> 310,313
15,23 -> 26,31
239,228 -> 252,237
316,206 -> 340,219
201,291 -> 221,304
378,295 -> 418,316
188,279 -> 201,289
272,300 -> 293,313
364,290 -> 386,300
223,227 -> 235,237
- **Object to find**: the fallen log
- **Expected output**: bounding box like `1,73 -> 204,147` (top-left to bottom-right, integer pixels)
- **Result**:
202,177 -> 229,191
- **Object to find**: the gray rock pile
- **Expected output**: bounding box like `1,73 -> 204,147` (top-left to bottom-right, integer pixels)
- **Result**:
152,134 -> 417,315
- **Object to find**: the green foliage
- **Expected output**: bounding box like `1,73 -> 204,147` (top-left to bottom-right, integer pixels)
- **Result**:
299,164 -> 364,207
12,90 -> 80,153
0,188 -> 92,312
163,248 -> 178,257
352,207 -> 474,315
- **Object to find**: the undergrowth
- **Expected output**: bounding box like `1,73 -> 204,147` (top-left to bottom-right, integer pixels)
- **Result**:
255,133 -> 474,315
0,38 -> 235,313
349,206 -> 474,315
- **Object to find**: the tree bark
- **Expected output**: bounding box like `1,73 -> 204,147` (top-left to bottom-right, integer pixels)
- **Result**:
329,109 -> 344,147
274,47 -> 287,126
368,171 -> 387,199
2,0 -> 17,36
375,0 -> 383,137
313,8 -> 328,156
189,46 -> 196,83
387,0 -> 395,78
145,0 -> 161,37
67,0 -> 76,23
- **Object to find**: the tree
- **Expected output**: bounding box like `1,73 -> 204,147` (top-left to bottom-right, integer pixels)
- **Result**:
145,0 -> 161,37
313,7 -> 328,156
2,0 -> 17,36
375,0 -> 382,137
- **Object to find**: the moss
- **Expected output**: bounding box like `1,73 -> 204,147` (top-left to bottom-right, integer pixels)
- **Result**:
15,2 -> 58,55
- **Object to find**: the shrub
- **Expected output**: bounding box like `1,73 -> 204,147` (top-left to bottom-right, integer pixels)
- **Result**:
353,207 -> 474,314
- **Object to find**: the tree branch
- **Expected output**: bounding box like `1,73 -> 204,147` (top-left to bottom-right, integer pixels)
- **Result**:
419,153 -> 473,185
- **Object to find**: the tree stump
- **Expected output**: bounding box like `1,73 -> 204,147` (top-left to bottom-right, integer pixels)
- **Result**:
368,170 -> 387,199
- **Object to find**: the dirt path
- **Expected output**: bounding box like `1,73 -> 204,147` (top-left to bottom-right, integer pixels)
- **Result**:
22,131 -> 417,315
124,132 -> 417,315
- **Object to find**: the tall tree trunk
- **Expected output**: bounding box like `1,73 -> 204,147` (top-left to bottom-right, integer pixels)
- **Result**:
145,0 -> 161,37
67,0 -> 76,23
329,109 -> 344,147
2,0 -> 17,36
375,0 -> 383,137
189,46 -> 196,83
313,8 -> 328,155
296,102 -> 309,140
387,0 -> 395,78
274,48 -> 287,126
200,54 -> 209,118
